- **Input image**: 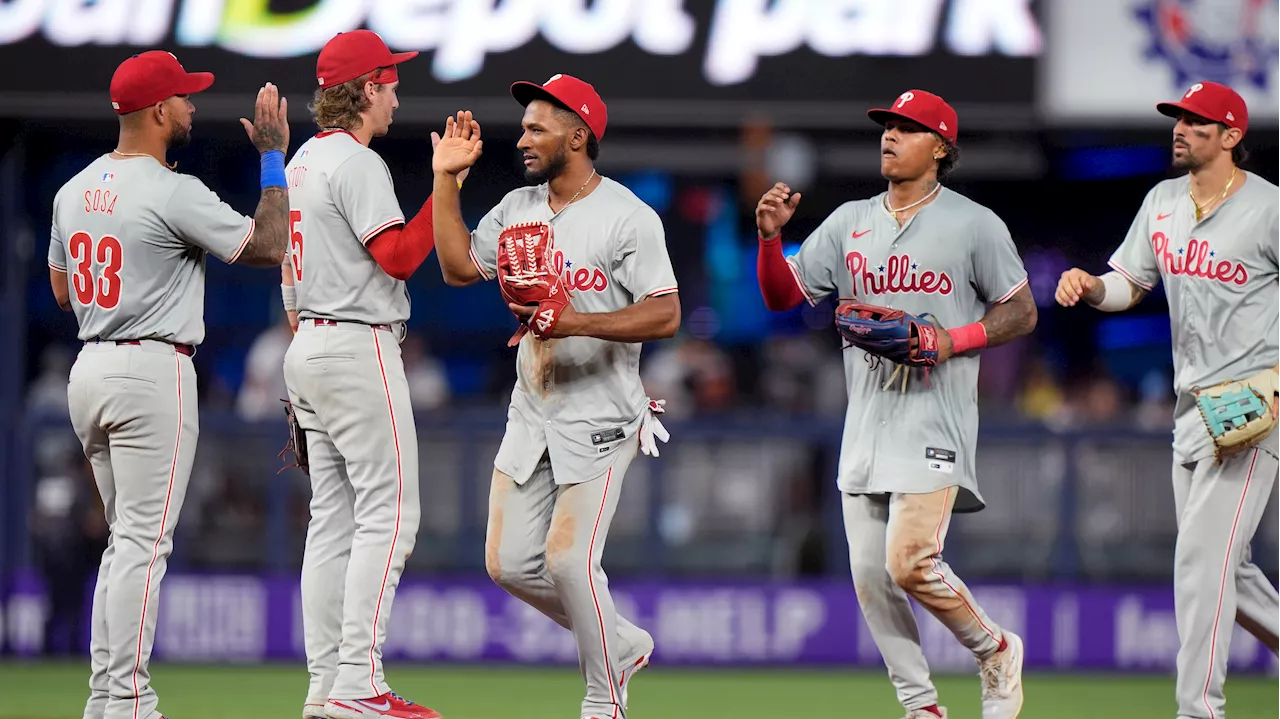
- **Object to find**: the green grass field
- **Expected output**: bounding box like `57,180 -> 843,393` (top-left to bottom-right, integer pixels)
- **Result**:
0,662 -> 1275,719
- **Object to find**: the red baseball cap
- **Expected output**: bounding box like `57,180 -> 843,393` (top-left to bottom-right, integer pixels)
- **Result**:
511,74 -> 608,141
110,51 -> 214,115
1157,81 -> 1249,135
867,90 -> 958,144
316,30 -> 418,89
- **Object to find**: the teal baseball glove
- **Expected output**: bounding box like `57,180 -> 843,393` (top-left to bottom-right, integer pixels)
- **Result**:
1194,367 -> 1278,463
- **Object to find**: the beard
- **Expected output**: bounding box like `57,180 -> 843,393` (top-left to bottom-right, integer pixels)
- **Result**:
524,145 -> 568,184
1172,147 -> 1201,169
167,122 -> 191,150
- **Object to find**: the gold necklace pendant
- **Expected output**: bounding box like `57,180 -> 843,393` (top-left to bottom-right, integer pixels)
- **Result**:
1190,166 -> 1238,222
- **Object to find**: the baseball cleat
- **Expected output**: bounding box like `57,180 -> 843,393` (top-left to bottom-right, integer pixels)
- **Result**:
903,707 -> 948,718
304,703 -> 328,719
617,629 -> 655,711
978,631 -> 1024,719
324,692 -> 442,719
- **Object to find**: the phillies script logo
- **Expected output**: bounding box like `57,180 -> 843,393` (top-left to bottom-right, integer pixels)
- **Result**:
551,249 -> 609,292
846,251 -> 953,295
1151,233 -> 1247,286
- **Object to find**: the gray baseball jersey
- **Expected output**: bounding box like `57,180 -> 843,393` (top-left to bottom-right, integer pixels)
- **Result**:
469,176 -> 679,485
283,130 -> 421,708
1110,171 -> 1279,719
49,153 -> 253,719
787,188 -> 1028,512
470,175 -> 674,719
48,155 -> 255,345
285,130 -> 410,326
1109,171 -> 1279,464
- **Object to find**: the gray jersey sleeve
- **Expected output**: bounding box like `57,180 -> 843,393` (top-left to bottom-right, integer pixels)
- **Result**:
163,175 -> 255,263
613,207 -> 678,300
48,191 -> 67,271
786,204 -> 849,305
331,151 -> 405,246
1108,189 -> 1161,290
971,210 -> 1029,303
468,197 -> 505,282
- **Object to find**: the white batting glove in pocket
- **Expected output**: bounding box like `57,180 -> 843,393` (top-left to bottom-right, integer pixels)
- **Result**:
639,398 -> 670,457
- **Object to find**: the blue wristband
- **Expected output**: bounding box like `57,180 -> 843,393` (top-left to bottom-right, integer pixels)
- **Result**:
260,150 -> 286,190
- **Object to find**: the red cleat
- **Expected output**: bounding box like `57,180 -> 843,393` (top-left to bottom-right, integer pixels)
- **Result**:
324,692 -> 442,719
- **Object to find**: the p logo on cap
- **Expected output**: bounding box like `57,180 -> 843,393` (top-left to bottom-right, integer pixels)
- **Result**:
1157,80 -> 1249,134
867,89 -> 959,144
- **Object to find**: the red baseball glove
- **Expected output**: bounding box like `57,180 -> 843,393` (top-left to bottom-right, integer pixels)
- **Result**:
496,221 -> 571,346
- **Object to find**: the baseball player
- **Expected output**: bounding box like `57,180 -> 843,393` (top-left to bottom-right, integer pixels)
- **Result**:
1055,81 -> 1278,719
755,90 -> 1034,719
48,51 -> 290,719
281,30 -> 447,719
430,75 -> 679,719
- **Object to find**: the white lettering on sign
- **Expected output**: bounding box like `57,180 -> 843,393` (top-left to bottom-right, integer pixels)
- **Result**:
157,577 -> 266,660
4,594 -> 46,654
383,587 -> 488,659
653,588 -> 827,660
5,0 -> 1041,86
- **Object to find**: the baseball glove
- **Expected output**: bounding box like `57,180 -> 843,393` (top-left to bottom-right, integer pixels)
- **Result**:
497,221 -> 571,347
278,399 -> 309,475
1194,367 -> 1279,463
835,302 -> 940,367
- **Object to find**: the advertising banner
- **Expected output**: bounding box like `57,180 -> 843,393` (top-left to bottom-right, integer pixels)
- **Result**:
0,0 -> 1043,126
1039,0 -> 1279,124
4,573 -> 1276,673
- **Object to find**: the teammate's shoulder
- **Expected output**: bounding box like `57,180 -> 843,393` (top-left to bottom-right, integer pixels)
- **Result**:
498,183 -> 546,209
1147,175 -> 1188,200
598,177 -> 664,222
830,197 -> 877,220
1243,171 -> 1279,202
937,187 -> 1005,226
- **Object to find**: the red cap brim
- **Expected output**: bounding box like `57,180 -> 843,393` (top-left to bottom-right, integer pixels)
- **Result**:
388,50 -> 419,66
1156,101 -> 1198,120
867,108 -> 905,126
175,72 -> 215,96
510,81 -> 548,107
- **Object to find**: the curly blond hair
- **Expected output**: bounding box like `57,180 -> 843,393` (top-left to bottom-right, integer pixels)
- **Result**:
308,70 -> 385,130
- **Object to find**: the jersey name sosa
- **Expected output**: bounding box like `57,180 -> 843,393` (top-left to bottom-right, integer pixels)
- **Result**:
1151,232 -> 1248,286
846,250 -> 954,295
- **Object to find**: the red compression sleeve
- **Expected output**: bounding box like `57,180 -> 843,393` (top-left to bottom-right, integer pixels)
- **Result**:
368,195 -> 435,281
757,233 -> 807,311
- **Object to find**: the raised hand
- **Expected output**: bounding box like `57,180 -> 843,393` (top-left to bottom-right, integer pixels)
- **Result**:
432,110 -> 483,177
240,82 -> 289,154
756,182 -> 801,239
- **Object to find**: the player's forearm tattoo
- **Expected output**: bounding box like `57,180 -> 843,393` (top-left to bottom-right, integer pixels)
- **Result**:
979,285 -> 1037,348
239,187 -> 290,267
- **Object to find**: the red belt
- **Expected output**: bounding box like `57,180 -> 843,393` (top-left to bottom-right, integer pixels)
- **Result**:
308,318 -> 393,331
86,339 -> 194,356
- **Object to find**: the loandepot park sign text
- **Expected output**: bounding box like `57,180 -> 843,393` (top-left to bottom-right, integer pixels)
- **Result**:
0,0 -> 1041,86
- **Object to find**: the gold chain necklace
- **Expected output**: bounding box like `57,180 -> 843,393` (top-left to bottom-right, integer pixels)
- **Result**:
112,150 -> 174,170
1190,166 -> 1238,222
550,169 -> 597,220
884,182 -> 941,221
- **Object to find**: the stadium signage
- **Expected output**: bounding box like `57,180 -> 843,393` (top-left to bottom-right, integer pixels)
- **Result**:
1,0 -> 1041,86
